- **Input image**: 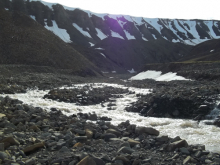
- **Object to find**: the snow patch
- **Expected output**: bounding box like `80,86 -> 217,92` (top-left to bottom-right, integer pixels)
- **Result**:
144,18 -> 163,34
45,21 -> 71,43
142,36 -> 148,41
172,39 -> 180,43
124,30 -> 136,40
129,70 -> 189,81
89,42 -> 94,47
73,23 -> 92,38
95,28 -> 107,40
128,68 -> 136,73
111,30 -> 124,39
30,15 -> 36,21
100,53 -> 106,58
131,17 -> 144,25
95,47 -> 105,50
152,34 -> 157,39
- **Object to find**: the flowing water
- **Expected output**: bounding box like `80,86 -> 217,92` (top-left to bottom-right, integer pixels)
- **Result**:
1,83 -> 220,153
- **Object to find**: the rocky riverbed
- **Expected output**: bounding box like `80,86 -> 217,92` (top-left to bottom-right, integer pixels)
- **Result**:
1,96 -> 220,165
1,65 -> 220,164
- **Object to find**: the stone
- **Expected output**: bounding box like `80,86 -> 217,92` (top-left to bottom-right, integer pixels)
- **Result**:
156,135 -> 169,142
166,139 -> 188,151
172,110 -> 179,116
132,159 -> 140,165
179,147 -> 190,155
93,157 -> 105,165
171,154 -> 179,159
127,139 -> 140,147
106,129 -> 121,137
103,133 -> 117,141
29,125 -> 41,132
59,146 -> 69,152
0,143 -> 4,151
194,150 -> 202,157
73,142 -> 84,148
120,142 -> 130,148
0,151 -> 8,160
109,138 -> 123,142
117,146 -> 134,154
205,159 -> 212,163
183,156 -> 191,165
25,158 -> 36,165
135,127 -> 159,136
0,137 -> 20,149
75,129 -> 86,135
213,158 -> 220,164
88,113 -> 97,121
170,136 -> 181,143
23,142 -> 45,153
0,113 -> 6,118
114,156 -> 130,165
77,156 -> 96,165
75,136 -> 87,142
85,129 -> 93,139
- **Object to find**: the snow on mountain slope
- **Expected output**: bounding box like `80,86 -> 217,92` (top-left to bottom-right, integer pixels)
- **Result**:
45,21 -> 72,43
95,28 -> 108,40
72,23 -> 92,38
143,18 -> 163,34
111,30 -> 124,39
124,30 -> 136,40
31,0 -> 220,46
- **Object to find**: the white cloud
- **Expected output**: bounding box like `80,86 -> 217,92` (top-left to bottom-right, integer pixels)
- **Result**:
42,0 -> 220,20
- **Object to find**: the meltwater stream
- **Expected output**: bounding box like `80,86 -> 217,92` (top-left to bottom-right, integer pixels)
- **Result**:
1,83 -> 220,153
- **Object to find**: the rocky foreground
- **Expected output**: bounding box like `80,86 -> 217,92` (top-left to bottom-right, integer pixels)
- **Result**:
1,65 -> 220,164
0,96 -> 220,165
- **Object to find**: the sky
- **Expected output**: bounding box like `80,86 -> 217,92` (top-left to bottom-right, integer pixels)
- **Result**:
42,0 -> 220,20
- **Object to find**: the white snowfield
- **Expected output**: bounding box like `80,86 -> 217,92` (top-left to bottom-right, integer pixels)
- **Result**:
111,30 -> 124,39
95,28 -> 108,40
72,23 -> 92,38
130,70 -> 189,81
45,21 -> 72,43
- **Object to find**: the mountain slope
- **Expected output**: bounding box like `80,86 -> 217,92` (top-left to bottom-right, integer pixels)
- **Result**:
17,0 -> 220,47
3,0 -> 220,47
0,9 -> 99,75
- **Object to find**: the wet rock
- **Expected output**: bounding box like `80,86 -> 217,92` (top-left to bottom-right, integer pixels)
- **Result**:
155,135 -> 169,142
88,113 -> 98,121
194,150 -> 202,157
135,126 -> 159,136
179,147 -> 190,155
166,140 -> 188,151
106,129 -> 121,137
